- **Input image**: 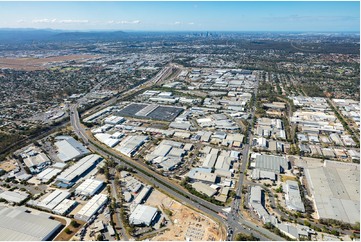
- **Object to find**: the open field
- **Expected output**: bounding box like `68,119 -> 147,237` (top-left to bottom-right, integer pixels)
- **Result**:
0,55 -> 98,71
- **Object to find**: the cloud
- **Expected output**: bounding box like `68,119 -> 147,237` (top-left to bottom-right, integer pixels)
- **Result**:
31,19 -> 89,24
174,21 -> 181,25
188,22 -> 195,25
107,20 -> 141,24
58,19 -> 89,23
16,19 -> 25,23
32,19 -> 57,23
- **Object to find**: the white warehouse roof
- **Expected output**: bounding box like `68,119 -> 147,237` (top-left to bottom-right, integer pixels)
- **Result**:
0,206 -> 62,241
129,205 -> 158,226
75,194 -> 108,222
55,136 -> 90,162
75,179 -> 104,197
0,190 -> 29,204
57,154 -> 102,184
36,168 -> 61,183
38,189 -> 71,210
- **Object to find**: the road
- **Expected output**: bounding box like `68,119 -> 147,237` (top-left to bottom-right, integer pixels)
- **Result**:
110,179 -> 129,240
70,69 -> 285,241
225,77 -> 286,241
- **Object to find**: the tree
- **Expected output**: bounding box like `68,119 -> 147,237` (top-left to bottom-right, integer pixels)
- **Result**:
96,234 -> 104,241
64,228 -> 72,234
234,232 -> 260,241
70,220 -> 80,228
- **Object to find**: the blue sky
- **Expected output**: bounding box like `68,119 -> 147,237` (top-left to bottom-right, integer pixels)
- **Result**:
0,1 -> 359,32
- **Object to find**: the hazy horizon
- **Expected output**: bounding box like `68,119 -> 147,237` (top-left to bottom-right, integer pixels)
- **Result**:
0,1 -> 359,32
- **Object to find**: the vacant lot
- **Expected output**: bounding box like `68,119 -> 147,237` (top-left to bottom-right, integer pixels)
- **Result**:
0,55 -> 98,71
147,190 -> 224,241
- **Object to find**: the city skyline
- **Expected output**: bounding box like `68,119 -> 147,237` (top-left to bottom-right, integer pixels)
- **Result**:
0,1 -> 359,32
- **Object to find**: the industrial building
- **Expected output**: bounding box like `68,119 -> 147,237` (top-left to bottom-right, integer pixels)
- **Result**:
115,135 -> 148,157
192,182 -> 217,197
56,154 -> 102,187
254,154 -> 289,174
284,180 -> 305,212
23,152 -> 51,174
36,189 -> 71,211
133,185 -> 152,204
124,176 -> 143,193
0,190 -> 29,204
304,160 -> 360,224
145,140 -> 187,171
94,133 -> 121,148
75,179 -> 104,197
36,167 -> 61,183
188,168 -> 217,184
53,199 -> 78,215
104,115 -> 125,125
75,194 -> 108,222
248,186 -> 277,224
54,136 -> 90,162
251,169 -> 276,181
0,206 -> 62,241
129,205 -> 158,226
83,107 -> 113,123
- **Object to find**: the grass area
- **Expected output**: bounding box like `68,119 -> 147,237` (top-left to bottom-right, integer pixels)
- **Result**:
280,175 -> 297,182
54,219 -> 85,241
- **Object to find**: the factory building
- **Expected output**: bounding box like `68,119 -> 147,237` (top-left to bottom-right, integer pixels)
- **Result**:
284,180 -> 305,212
133,185 -> 152,205
115,135 -> 148,157
103,115 -> 125,125
75,194 -> 108,222
129,205 -> 158,226
36,168 -> 61,183
0,190 -> 29,204
248,186 -> 277,224
56,154 -> 102,187
0,206 -> 62,241
53,199 -> 78,215
254,154 -> 289,174
23,152 -> 51,174
37,189 -> 71,211
54,136 -> 90,162
75,179 -> 104,197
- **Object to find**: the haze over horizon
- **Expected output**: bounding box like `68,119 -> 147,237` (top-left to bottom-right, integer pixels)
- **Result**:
0,1 -> 359,32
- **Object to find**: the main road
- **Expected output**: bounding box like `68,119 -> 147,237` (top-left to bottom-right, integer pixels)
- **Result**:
69,68 -> 285,241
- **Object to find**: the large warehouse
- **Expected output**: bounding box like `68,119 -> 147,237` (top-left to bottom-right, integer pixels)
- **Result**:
37,189 -> 71,211
75,179 -> 104,197
0,206 -> 62,241
55,136 -> 90,162
305,160 -> 360,224
115,135 -> 148,157
254,154 -> 289,173
56,154 -> 102,187
129,204 -> 158,226
75,194 -> 108,222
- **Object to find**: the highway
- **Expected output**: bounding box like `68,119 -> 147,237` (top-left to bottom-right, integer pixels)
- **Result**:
69,68 -> 285,241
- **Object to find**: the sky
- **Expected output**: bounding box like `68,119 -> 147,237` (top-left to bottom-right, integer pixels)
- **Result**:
0,1 -> 359,32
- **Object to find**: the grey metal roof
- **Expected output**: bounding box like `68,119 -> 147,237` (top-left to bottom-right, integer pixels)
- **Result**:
255,154 -> 288,173
0,207 -> 62,241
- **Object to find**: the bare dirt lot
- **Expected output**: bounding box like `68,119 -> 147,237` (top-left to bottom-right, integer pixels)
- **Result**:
0,160 -> 17,172
0,55 -> 98,71
147,189 -> 224,241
